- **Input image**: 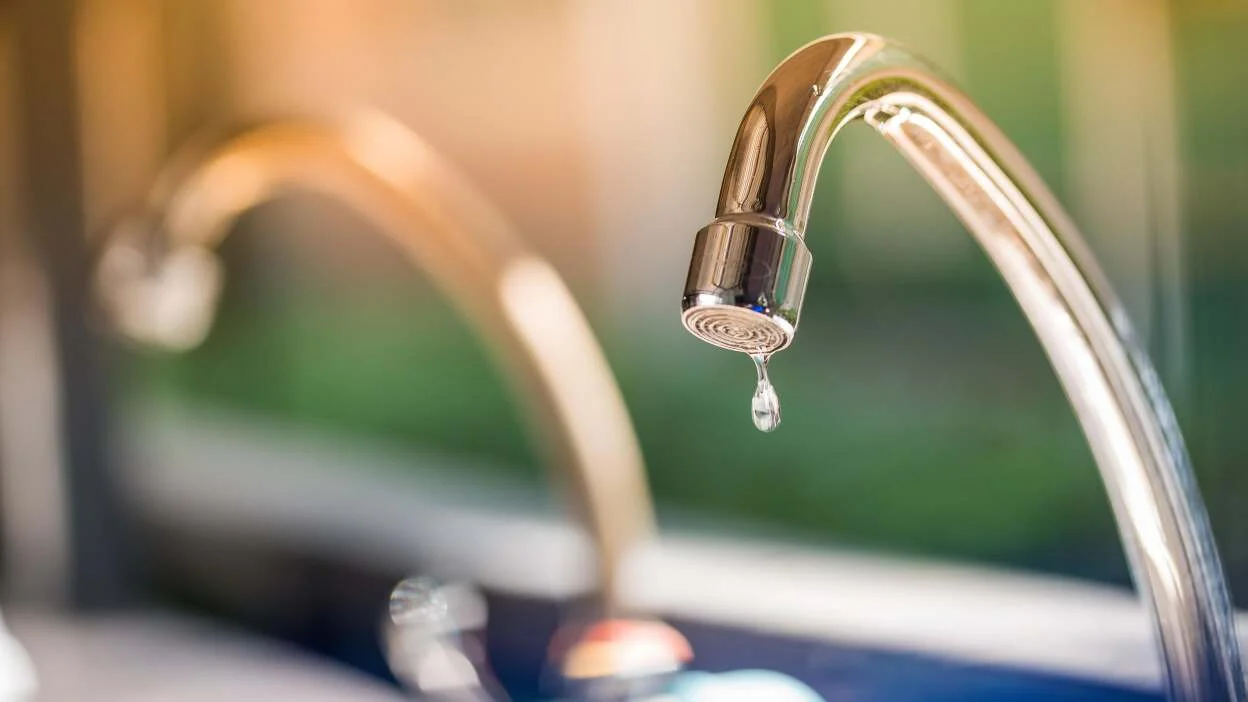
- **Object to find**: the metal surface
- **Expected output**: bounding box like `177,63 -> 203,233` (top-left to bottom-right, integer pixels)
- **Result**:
94,112 -> 654,612
681,33 -> 1243,701
683,220 -> 809,355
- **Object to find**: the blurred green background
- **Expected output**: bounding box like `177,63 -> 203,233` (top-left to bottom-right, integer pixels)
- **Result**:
123,0 -> 1248,597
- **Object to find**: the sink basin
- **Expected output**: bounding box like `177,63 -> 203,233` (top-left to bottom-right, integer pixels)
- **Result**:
124,413 -> 1192,701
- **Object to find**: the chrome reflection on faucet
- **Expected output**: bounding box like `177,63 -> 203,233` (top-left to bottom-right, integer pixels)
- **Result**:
385,577 -> 507,701
93,111 -> 654,613
680,34 -> 1243,701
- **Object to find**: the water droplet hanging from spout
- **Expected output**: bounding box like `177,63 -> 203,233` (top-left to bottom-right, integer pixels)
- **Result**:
750,354 -> 780,432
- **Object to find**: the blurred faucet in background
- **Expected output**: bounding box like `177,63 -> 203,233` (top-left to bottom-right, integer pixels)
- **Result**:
680,33 -> 1243,702
92,110 -> 655,615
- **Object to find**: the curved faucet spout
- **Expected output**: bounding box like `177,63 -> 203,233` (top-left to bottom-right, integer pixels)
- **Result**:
96,111 -> 654,610
682,33 -> 1243,700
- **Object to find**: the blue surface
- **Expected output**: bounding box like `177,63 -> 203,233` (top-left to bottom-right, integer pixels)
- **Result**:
484,594 -> 1161,702
671,618 -> 1159,702
671,670 -> 826,701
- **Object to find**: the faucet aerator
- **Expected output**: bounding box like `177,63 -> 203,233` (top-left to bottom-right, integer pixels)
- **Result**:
681,218 -> 811,355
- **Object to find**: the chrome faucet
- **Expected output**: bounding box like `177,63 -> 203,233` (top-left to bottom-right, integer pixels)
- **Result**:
93,111 -> 654,612
680,33 -> 1243,701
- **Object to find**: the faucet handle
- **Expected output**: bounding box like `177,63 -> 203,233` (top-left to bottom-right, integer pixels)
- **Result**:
384,577 -> 508,701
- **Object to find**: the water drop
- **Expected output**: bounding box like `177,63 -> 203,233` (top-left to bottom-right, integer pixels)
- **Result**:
750,354 -> 780,432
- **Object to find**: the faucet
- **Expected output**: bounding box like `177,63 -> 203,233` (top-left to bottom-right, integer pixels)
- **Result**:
680,33 -> 1242,701
93,110 -> 654,612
